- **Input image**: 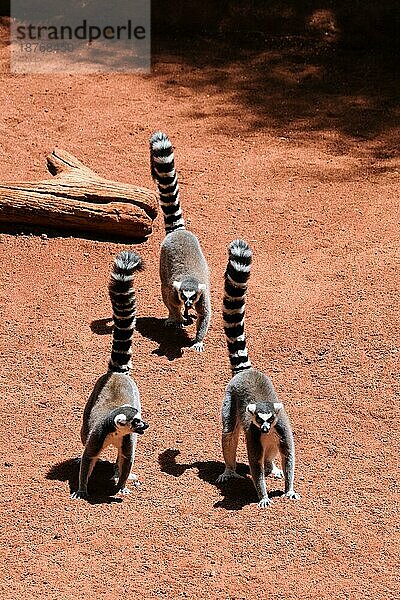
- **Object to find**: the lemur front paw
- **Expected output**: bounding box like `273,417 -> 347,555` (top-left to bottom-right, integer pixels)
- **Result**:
70,490 -> 88,500
258,496 -> 273,508
283,490 -> 301,500
216,469 -> 244,484
190,341 -> 204,352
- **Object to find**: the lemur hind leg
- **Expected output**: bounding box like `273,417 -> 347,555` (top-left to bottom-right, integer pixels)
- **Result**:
115,435 -> 134,495
190,293 -> 211,352
281,450 -> 300,500
216,426 -> 244,483
127,433 -> 141,486
71,448 -> 98,500
217,389 -> 244,483
246,434 -> 271,508
114,435 -> 141,488
250,461 -> 272,508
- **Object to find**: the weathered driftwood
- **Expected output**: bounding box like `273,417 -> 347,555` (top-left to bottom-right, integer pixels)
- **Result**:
0,148 -> 158,239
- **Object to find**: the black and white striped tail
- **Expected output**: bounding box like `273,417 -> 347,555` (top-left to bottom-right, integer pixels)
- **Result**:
108,251 -> 143,373
223,240 -> 253,374
149,131 -> 185,234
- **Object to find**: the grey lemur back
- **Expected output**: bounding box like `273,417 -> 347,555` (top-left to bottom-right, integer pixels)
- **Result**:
150,131 -> 211,352
217,240 -> 300,507
71,251 -> 148,500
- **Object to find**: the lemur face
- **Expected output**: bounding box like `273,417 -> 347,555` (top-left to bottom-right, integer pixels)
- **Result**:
131,418 -> 149,435
173,280 -> 207,322
114,413 -> 149,435
180,289 -> 199,308
246,402 -> 283,433
173,281 -> 206,309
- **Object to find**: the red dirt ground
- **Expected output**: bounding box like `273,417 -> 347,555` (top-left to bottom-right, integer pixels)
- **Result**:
0,23 -> 399,600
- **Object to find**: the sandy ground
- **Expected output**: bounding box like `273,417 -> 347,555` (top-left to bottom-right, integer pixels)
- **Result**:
0,22 -> 399,600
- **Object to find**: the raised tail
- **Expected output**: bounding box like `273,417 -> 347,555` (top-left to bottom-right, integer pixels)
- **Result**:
149,131 -> 185,234
223,240 -> 253,374
108,251 -> 143,373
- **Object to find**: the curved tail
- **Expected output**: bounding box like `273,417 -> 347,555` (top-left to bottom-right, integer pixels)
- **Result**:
149,131 -> 185,234
108,251 -> 143,373
223,240 -> 253,374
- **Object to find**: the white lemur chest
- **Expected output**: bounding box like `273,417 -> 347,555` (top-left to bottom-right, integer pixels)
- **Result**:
103,430 -> 129,451
260,430 -> 280,460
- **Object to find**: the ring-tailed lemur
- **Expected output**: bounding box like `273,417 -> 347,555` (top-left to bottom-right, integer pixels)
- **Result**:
71,251 -> 149,500
216,240 -> 300,508
150,131 -> 211,352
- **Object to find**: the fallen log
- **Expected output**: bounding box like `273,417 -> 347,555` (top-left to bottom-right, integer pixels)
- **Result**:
0,148 -> 158,240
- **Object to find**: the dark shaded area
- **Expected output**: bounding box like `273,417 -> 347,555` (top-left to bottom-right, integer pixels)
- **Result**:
1,3 -> 398,155
46,457 -> 123,504
152,1 -> 400,47
152,2 -> 400,157
90,317 -> 113,335
158,448 -> 283,510
136,316 -> 193,361
91,315 -> 196,358
152,32 -> 399,158
0,2 -> 8,17
2,1 -> 400,43
0,223 -> 147,244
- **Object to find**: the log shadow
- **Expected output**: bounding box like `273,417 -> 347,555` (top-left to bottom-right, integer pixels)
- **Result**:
136,316 -> 194,361
0,222 -> 148,244
158,448 -> 283,510
46,457 -> 123,504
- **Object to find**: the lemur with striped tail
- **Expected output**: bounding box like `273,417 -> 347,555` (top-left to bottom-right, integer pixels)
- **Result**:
150,131 -> 211,352
71,251 -> 148,500
216,240 -> 300,508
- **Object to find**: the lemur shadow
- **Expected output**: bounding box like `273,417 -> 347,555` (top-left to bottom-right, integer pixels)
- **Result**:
90,316 -> 195,360
46,458 -> 123,504
136,316 -> 194,361
158,449 -> 282,510
90,317 -> 113,335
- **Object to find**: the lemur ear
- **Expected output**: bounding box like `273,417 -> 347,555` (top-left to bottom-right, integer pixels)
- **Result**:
173,281 -> 182,291
246,403 -> 257,415
198,283 -> 207,292
114,413 -> 127,426
273,402 -> 283,412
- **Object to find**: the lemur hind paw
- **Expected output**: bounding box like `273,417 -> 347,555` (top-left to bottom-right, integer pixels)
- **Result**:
283,490 -> 301,500
70,490 -> 88,501
216,469 -> 244,484
258,497 -> 273,508
190,341 -> 204,352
